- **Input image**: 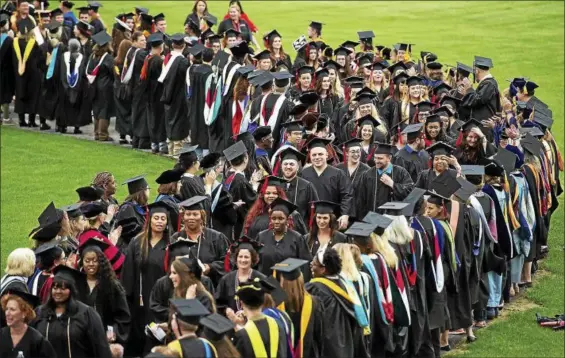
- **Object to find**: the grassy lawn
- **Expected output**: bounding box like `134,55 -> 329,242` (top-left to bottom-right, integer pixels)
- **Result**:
2,1 -> 564,356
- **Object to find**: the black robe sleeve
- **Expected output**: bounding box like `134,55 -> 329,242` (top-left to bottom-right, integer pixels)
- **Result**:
109,284 -> 131,345
149,276 -> 172,323
391,165 -> 415,200
87,306 -> 113,358
336,169 -> 354,217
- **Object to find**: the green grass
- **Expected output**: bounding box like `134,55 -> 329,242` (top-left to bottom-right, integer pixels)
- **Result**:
2,1 -> 564,356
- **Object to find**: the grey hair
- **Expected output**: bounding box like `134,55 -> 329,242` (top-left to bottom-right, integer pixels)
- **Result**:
68,38 -> 81,53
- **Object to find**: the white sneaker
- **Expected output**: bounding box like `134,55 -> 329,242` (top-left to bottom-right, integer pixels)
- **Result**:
2,118 -> 15,125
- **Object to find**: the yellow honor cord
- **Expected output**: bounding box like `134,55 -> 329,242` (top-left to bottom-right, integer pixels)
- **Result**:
167,340 -> 183,356
298,293 -> 313,358
310,278 -> 355,304
14,38 -> 36,75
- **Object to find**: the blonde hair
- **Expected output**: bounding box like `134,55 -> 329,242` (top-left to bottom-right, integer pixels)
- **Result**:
384,215 -> 414,245
371,232 -> 398,269
333,243 -> 360,282
5,248 -> 36,276
349,244 -> 363,269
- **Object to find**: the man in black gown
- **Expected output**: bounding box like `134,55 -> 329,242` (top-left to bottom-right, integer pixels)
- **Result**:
253,125 -> 274,175
393,123 -> 430,182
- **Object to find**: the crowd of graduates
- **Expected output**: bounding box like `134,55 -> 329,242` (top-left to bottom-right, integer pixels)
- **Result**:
1,1 -> 564,358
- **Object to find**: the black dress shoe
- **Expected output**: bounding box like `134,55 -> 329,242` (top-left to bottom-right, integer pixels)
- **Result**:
119,138 -> 129,145
467,336 -> 477,343
73,128 -> 83,134
440,345 -> 451,352
40,123 -> 51,131
19,121 -> 28,127
28,121 -> 39,127
61,127 -> 67,134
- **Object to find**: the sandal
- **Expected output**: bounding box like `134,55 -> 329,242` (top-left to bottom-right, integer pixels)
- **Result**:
449,328 -> 466,335
474,321 -> 487,328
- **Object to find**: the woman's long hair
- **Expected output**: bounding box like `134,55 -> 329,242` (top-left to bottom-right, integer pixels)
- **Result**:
207,337 -> 241,358
457,128 -> 484,164
171,259 -> 216,312
243,187 -> 292,234
93,42 -> 112,57
233,76 -> 250,102
333,243 -> 361,282
115,40 -> 132,66
79,247 -> 124,300
192,0 -> 209,15
314,74 -> 332,96
371,232 -> 398,269
46,278 -> 78,311
307,213 -> 337,249
383,215 -> 413,246
125,189 -> 149,205
139,214 -> 170,263
280,275 -> 305,313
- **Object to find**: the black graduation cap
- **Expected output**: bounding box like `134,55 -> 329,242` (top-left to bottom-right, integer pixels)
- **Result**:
297,65 -> 314,77
401,123 -> 424,140
279,146 -> 306,165
147,32 -> 164,47
230,236 -> 264,255
122,174 -> 148,195
425,114 -> 441,124
155,169 -> 183,185
250,72 -> 274,88
35,241 -> 61,257
432,105 -> 454,118
312,200 -> 339,215
454,177 -> 477,202
378,202 -> 409,215
230,41 -> 252,59
253,126 -> 272,141
76,6 -> 90,14
88,1 -> 103,11
153,13 -> 165,22
179,195 -> 208,211
305,137 -> 331,151
396,43 -> 414,52
147,201 -> 176,219
342,138 -> 363,150
0,14 -> 9,28
29,218 -> 62,243
426,62 -> 443,70
272,258 -> 309,281
61,203 -> 83,218
3,290 -> 41,309
426,190 -> 450,206
374,142 -> 394,155
270,197 -> 297,216
80,201 -> 108,219
340,40 -> 359,49
166,240 -> 198,264
61,1 -> 75,9
357,30 -> 375,42
493,147 -> 519,173
207,34 -> 221,44
253,49 -> 271,61
401,187 -> 427,216
344,221 -> 379,238
456,62 -> 473,77
460,118 -> 483,132
170,298 -> 210,325
521,133 -> 542,155
37,10 -> 51,19
474,55 -> 493,70
432,82 -> 452,96
369,61 -> 388,71
334,46 -> 353,57
236,65 -> 255,78
170,33 -> 185,45
362,211 -> 394,229
483,159 -> 505,177
76,186 -> 103,202
91,31 -> 112,47
393,72 -> 410,85
430,172 -> 461,198
46,20 -> 62,32
134,6 -> 149,14
273,71 -> 294,87
263,29 -> 282,44
200,313 -> 235,341
223,141 -> 248,162
357,53 -> 373,68
258,175 -> 287,189
262,276 -> 288,307
357,115 -> 380,128
533,112 -> 553,130
416,101 -> 434,114
298,91 -> 319,107
79,235 -> 110,254
354,92 -> 377,106
17,17 -> 35,35
315,68 -> 329,80
440,95 -> 461,110
247,69 -> 266,81
323,60 -> 342,71
309,20 -> 323,32
53,265 -> 85,285
461,165 -> 485,176
406,76 -> 423,88
520,126 -> 544,138
188,43 -> 206,57
421,51 -> 438,62
387,61 -> 408,76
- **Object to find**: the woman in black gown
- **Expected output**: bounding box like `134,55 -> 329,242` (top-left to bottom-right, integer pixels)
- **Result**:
304,201 -> 349,260
256,198 -> 312,276
78,238 -> 131,356
243,176 -> 307,239
120,201 -> 172,357
171,196 -> 230,286
453,120 -> 497,165
32,265 -> 112,358
1,291 -> 56,358
314,68 -> 341,119
215,236 -> 266,315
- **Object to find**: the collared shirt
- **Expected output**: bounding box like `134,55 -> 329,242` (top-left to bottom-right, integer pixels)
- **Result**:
377,163 -> 393,176
182,173 -> 194,178
479,73 -> 493,84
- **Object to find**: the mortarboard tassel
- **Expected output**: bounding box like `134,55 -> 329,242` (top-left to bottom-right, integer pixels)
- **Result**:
164,247 -> 170,272
224,248 -> 232,273
177,214 -> 182,232
308,202 -> 315,230
260,176 -> 270,195
397,126 -> 403,146
455,130 -> 464,147
342,144 -> 347,163
272,157 -> 281,176
389,79 -> 394,97
412,108 -> 419,124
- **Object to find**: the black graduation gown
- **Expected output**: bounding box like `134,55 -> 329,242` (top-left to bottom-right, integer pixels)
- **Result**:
32,299 -> 112,358
59,51 -> 92,127
305,277 -> 368,358
208,183 -> 239,240
284,176 -> 319,226
170,228 -> 229,286
78,281 -> 131,345
285,295 -> 325,358
179,174 -> 207,201
414,168 -> 458,191
114,60 -> 133,137
87,51 -> 115,120
301,166 -> 353,218
247,211 -> 307,240
0,35 -> 15,104
249,92 -> 291,150
379,97 -> 401,133
460,77 -> 501,142
0,326 -> 56,358
256,229 -> 312,276
359,143 -> 378,166
145,55 -> 166,143
12,38 -> 45,115
256,149 -> 273,174
234,316 -> 288,358
354,165 -> 414,219
39,43 -> 65,120
149,276 -> 215,322
226,171 -> 258,239
317,94 -> 342,120
120,235 -> 169,356
336,162 -> 370,191
174,336 -> 219,358
161,54 -> 190,141
214,270 -> 266,313
127,48 -> 150,140
522,165 -> 547,262
393,147 -> 431,183
306,231 -> 349,259
188,64 -> 213,149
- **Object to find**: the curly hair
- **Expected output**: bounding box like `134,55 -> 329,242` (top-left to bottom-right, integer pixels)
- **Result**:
92,171 -> 114,189
233,76 -> 251,102
319,247 -> 342,276
243,187 -> 291,234
79,247 -> 123,299
1,295 -> 36,323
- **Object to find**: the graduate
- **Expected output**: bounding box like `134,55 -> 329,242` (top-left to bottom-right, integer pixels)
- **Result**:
305,247 -> 368,358
256,198 -> 311,276
354,143 -> 414,219
142,32 -> 167,154
232,277 -> 288,358
414,142 -> 460,191
171,195 -> 230,286
336,138 -> 370,189
305,201 -> 349,258
392,123 -> 430,182
215,236 -> 266,313
253,126 -> 274,174
117,174 -> 150,230
177,144 -> 207,202
0,290 -> 57,358
223,141 -> 259,239
188,46 -> 215,152
159,33 -> 190,156
87,31 -> 115,141
87,1 -> 104,35
301,137 -> 353,228
12,17 -> 45,128
272,258 -> 325,358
